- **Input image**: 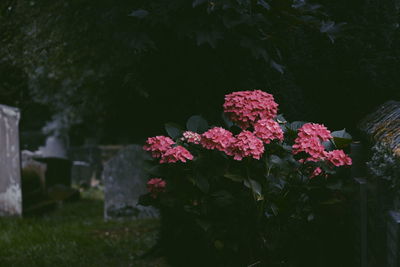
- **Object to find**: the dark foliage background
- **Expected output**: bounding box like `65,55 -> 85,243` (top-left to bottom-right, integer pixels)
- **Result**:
0,0 -> 399,145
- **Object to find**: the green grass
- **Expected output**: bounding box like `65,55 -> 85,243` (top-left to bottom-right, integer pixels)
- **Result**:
0,190 -> 167,267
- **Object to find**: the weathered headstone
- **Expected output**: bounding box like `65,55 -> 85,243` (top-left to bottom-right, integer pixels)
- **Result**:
387,211 -> 400,267
359,101 -> 400,266
353,178 -> 368,267
0,105 -> 22,216
359,101 -> 400,156
103,144 -> 158,220
71,161 -> 92,187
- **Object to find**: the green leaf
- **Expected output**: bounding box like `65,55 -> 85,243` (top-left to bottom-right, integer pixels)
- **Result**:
129,9 -> 149,19
269,155 -> 284,166
221,112 -> 234,128
186,115 -> 209,133
223,173 -> 244,182
331,129 -> 352,149
165,123 -> 182,139
194,174 -> 210,193
193,0 -> 208,7
276,114 -> 287,124
322,140 -> 334,151
257,0 -> 270,10
244,179 -> 262,198
195,219 -> 211,232
288,121 -> 307,131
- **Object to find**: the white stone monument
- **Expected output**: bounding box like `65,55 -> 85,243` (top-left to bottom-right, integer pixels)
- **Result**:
0,105 -> 22,216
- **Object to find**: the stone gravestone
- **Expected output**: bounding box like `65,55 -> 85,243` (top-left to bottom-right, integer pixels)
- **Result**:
359,101 -> 400,266
387,211 -> 400,267
71,161 -> 92,185
0,105 -> 22,216
103,145 -> 158,220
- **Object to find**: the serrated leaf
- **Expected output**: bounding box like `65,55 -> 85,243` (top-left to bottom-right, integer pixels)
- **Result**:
257,0 -> 270,9
129,9 -> 148,19
165,123 -> 182,139
270,203 -> 278,216
222,112 -> 234,128
331,129 -> 352,149
193,0 -> 208,7
269,155 -> 284,166
322,140 -> 334,151
186,115 -> 208,133
289,121 -> 307,131
244,179 -> 262,197
276,114 -> 287,124
271,60 -> 285,74
224,173 -> 244,182
194,173 -> 210,193
196,219 -> 211,232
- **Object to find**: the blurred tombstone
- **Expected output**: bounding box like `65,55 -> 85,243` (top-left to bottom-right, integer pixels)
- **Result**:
71,161 -> 92,188
359,101 -> 400,156
0,105 -> 22,216
359,101 -> 400,265
387,211 -> 400,267
353,178 -> 368,267
103,145 -> 158,220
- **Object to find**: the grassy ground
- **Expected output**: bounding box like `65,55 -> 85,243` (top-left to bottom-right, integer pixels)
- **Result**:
0,189 -> 168,267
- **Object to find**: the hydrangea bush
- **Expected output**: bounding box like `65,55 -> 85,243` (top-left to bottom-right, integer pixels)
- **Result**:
140,90 -> 353,267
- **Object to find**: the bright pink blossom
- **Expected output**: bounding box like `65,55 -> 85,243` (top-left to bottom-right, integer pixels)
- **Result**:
310,167 -> 323,178
292,136 -> 326,160
223,90 -> 278,129
200,127 -> 235,152
324,150 -> 352,167
253,119 -> 284,144
297,123 -> 332,141
143,136 -> 175,158
227,131 -> 265,161
181,131 -> 201,144
147,178 -> 166,198
160,146 -> 194,164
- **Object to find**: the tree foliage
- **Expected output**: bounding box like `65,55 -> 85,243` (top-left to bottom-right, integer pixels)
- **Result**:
0,0 -> 399,143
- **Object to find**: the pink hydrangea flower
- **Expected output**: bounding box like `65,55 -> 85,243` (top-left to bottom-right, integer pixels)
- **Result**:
223,90 -> 278,129
297,123 -> 332,141
253,119 -> 284,144
227,131 -> 265,161
324,150 -> 352,167
143,136 -> 175,158
160,146 -> 194,164
147,178 -> 166,198
200,127 -> 235,152
310,167 -> 323,178
181,131 -> 202,144
292,136 -> 326,160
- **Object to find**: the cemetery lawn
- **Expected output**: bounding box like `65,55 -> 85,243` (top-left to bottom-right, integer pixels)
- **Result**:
0,189 -> 168,267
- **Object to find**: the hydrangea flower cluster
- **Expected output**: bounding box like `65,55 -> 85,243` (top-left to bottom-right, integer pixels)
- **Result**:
324,150 -> 352,167
297,123 -> 332,141
223,90 -> 278,129
143,136 -> 175,158
227,131 -> 265,160
292,123 -> 352,177
253,119 -> 284,144
144,135 -> 194,164
181,131 -> 201,144
292,123 -> 332,160
200,127 -> 235,152
147,178 -> 166,198
160,146 -> 194,164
